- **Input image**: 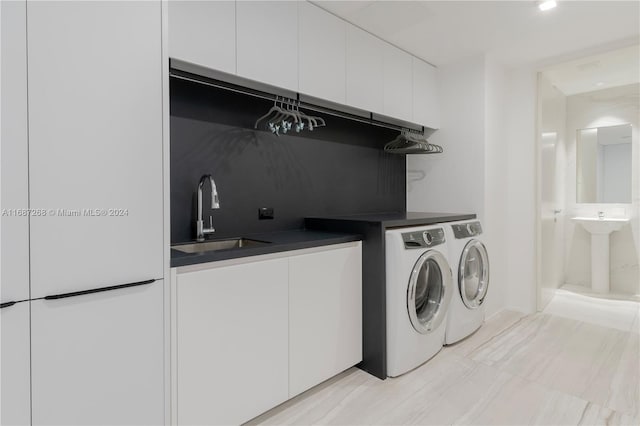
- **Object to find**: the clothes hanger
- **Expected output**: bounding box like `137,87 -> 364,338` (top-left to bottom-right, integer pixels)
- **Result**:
255,96 -> 284,129
273,97 -> 294,136
384,129 -> 443,154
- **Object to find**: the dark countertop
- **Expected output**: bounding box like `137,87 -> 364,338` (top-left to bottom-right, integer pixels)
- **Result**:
306,211 -> 476,228
171,229 -> 362,268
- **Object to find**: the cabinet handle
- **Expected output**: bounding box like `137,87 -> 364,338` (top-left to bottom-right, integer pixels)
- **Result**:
0,301 -> 17,309
44,279 -> 157,301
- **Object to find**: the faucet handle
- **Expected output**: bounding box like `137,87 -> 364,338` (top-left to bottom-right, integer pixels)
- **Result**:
597,211 -> 605,219
209,216 -> 215,232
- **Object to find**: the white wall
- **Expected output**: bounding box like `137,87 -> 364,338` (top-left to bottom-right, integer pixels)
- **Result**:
407,55 -> 485,219
503,67 -> 538,314
537,73 -> 567,310
564,84 -> 640,295
483,56 -> 508,316
407,54 -> 509,317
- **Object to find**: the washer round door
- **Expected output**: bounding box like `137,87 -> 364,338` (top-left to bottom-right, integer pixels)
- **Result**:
407,250 -> 453,334
458,240 -> 489,309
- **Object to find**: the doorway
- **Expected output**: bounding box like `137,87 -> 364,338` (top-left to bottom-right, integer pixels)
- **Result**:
535,45 -> 640,312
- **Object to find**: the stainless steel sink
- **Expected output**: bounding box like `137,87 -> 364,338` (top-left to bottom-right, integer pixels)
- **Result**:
172,238 -> 269,254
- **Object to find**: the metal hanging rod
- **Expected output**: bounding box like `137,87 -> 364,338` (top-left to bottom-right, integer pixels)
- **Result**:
170,70 -> 280,104
168,63 -> 425,134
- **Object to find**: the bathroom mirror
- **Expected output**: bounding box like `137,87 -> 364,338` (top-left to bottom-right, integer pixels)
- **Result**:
576,123 -> 632,203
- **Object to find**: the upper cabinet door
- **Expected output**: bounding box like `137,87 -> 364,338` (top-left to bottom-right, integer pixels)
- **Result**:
412,57 -> 440,129
237,1 -> 298,91
1,0 -> 29,303
168,0 -> 236,74
298,2 -> 346,104
27,1 -> 164,298
382,43 -> 413,122
346,26 -> 384,113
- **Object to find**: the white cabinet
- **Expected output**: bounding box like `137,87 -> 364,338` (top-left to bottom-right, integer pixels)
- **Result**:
173,243 -> 363,423
30,283 -> 164,425
167,1 -> 440,128
288,243 -> 362,397
237,1 -> 298,91
1,302 -> 31,426
298,2 -> 346,104
168,0 -> 236,74
30,281 -> 164,426
1,0 -> 29,303
176,258 -> 289,426
382,43 -> 413,122
346,25 -> 384,113
412,57 -> 440,129
26,1 -> 164,298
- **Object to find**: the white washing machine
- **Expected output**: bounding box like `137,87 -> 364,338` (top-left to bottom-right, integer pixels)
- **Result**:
385,225 -> 453,377
444,220 -> 490,345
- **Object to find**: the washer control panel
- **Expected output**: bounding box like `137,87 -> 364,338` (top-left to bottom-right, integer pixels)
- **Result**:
402,228 -> 445,249
452,221 -> 483,239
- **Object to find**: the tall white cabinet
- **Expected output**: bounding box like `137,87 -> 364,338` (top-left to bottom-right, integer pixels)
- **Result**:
1,2 -> 166,425
27,0 -> 164,299
1,2 -> 32,424
1,0 -> 29,303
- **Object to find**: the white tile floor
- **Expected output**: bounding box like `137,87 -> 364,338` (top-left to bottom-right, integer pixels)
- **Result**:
249,292 -> 640,425
544,289 -> 639,333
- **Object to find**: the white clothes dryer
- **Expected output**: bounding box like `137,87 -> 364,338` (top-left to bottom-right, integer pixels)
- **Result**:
444,220 -> 489,345
385,225 -> 453,377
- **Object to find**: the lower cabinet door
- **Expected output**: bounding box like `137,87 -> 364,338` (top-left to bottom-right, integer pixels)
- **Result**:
1,301 -> 31,426
176,258 -> 289,425
288,243 -> 362,397
31,281 -> 164,426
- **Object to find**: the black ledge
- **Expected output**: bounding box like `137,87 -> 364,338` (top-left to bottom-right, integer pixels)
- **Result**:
305,211 -> 476,228
170,229 -> 362,268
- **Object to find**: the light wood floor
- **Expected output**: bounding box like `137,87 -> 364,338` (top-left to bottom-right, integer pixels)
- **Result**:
249,292 -> 640,426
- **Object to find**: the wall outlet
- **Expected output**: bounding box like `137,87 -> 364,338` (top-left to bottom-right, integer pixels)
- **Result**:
258,207 -> 274,220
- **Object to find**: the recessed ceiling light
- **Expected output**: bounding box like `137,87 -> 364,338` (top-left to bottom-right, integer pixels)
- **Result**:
595,82 -> 605,87
538,1 -> 557,11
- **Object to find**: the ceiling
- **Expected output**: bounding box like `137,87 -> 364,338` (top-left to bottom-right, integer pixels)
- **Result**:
312,1 -> 640,67
543,45 -> 640,95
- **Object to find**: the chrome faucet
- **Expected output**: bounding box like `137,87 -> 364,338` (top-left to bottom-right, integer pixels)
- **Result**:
597,211 -> 605,220
196,174 -> 220,242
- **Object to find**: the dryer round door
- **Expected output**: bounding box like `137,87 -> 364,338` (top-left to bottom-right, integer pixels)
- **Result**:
407,250 -> 453,334
458,240 -> 489,309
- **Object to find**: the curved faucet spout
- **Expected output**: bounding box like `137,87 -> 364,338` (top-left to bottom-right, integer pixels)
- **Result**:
196,174 -> 220,241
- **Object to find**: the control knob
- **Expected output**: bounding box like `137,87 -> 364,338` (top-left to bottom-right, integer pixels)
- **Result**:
423,231 -> 433,244
466,223 -> 475,235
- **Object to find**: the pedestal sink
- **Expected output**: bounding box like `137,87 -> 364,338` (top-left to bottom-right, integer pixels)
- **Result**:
571,217 -> 629,293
